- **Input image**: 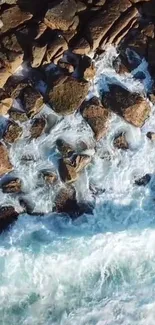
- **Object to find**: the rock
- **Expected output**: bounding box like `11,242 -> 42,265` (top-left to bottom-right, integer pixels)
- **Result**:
48,77 -> 89,115
41,171 -> 57,185
3,121 -> 22,143
22,86 -> 44,118
113,133 -> 129,150
84,62 -> 96,80
146,132 -> 155,141
58,158 -> 78,183
4,78 -> 30,99
113,56 -> 130,75
1,178 -> 22,193
102,84 -> 150,127
0,206 -> 19,233
0,143 -> 13,176
81,97 -> 110,141
87,0 -> 131,50
72,154 -> 91,172
54,186 -> 91,218
44,0 -> 77,31
30,117 -> 46,139
56,139 -> 74,157
0,89 -> 13,116
0,6 -> 32,35
58,60 -> 74,74
73,37 -> 91,55
135,174 -> 151,186
31,43 -> 47,68
9,110 -> 28,122
45,36 -> 68,64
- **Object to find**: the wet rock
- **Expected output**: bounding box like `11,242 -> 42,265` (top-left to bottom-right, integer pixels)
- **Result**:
56,139 -> 74,158
58,158 -> 78,183
113,133 -> 129,150
41,171 -> 57,185
54,186 -> 92,218
113,56 -> 130,75
0,89 -> 13,116
48,77 -> 89,115
3,121 -> 22,143
4,78 -> 30,99
146,131 -> 155,141
31,43 -> 47,68
0,6 -> 32,35
1,178 -> 22,193
135,174 -> 151,186
9,110 -> 28,122
45,36 -> 68,64
30,117 -> 46,139
72,154 -> 91,172
58,60 -> 74,74
102,84 -> 150,128
22,86 -> 44,118
73,37 -> 91,55
0,206 -> 19,233
84,62 -> 96,80
81,97 -> 110,141
44,0 -> 78,31
0,142 -> 13,176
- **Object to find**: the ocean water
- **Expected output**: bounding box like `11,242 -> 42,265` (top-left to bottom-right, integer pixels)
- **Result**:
1,46 -> 155,324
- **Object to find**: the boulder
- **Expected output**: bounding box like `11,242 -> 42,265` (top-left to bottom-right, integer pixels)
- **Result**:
102,84 -> 150,127
56,139 -> 74,158
0,143 -> 13,176
81,97 -> 110,140
9,110 -> 28,122
0,89 -> 13,116
31,43 -> 47,68
135,174 -> 151,186
30,117 -> 46,139
58,158 -> 78,183
22,86 -> 44,118
0,6 -> 32,35
3,121 -> 22,143
113,133 -> 129,150
1,178 -> 22,193
0,206 -> 19,232
40,171 -> 57,185
72,154 -> 91,172
44,0 -> 78,31
48,77 -> 89,115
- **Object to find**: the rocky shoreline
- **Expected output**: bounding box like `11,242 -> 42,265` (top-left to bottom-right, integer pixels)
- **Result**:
0,0 -> 155,231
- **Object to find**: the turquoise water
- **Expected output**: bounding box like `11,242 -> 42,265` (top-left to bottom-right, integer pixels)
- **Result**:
1,46 -> 155,324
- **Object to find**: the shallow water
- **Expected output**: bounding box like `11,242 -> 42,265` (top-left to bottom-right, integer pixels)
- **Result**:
1,46 -> 155,324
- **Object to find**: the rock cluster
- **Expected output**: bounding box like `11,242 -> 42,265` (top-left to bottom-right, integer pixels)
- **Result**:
0,0 -> 154,230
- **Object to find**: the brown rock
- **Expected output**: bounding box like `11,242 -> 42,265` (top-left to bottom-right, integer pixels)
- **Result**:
0,142 -> 13,176
48,77 -> 89,115
9,110 -> 28,122
113,133 -> 129,150
0,89 -> 13,115
0,6 -> 32,35
3,121 -> 22,143
54,186 -> 79,216
44,0 -> 77,31
73,37 -> 91,55
31,44 -> 47,68
45,36 -> 68,64
1,178 -> 22,193
56,139 -> 74,157
84,62 -> 96,80
30,117 -> 46,139
0,206 -> 18,232
58,158 -> 78,183
102,84 -> 150,127
73,154 -> 91,172
22,86 -> 43,118
41,171 -> 57,185
58,60 -> 74,73
81,97 -> 110,141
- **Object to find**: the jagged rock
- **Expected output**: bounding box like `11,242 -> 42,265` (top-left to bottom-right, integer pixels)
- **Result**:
22,86 -> 44,118
146,131 -> 155,141
54,186 -> 91,217
58,60 -> 74,73
58,153 -> 91,183
48,77 -> 89,115
31,43 -> 47,68
87,0 -> 131,50
56,139 -> 74,158
0,142 -> 13,176
41,171 -> 57,185
135,174 -> 151,186
102,84 -> 150,127
30,117 -> 46,139
9,110 -> 28,122
113,133 -> 129,150
3,121 -> 22,143
58,158 -> 78,183
4,78 -> 29,99
0,89 -> 13,115
84,62 -> 96,80
1,178 -> 22,193
44,0 -> 78,31
113,56 -> 130,75
0,6 -> 32,35
45,36 -> 68,64
73,37 -> 91,55
0,206 -> 19,233
81,97 -> 110,141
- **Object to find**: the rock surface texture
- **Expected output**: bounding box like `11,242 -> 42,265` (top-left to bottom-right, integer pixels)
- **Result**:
0,0 -> 154,228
